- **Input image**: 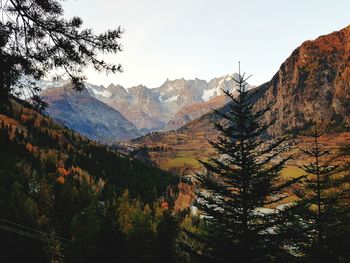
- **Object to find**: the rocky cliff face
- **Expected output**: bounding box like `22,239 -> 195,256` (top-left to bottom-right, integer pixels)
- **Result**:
41,84 -> 141,143
253,24 -> 350,136
185,25 -> 350,137
93,84 -> 169,132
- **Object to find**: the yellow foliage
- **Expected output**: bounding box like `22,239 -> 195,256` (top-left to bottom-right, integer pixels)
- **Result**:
144,204 -> 152,214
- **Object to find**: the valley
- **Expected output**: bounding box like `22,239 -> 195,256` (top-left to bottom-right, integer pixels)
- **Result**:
1,0 -> 350,261
28,25 -> 350,217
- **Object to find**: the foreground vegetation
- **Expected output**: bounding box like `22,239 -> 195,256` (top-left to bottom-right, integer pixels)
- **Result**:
1,94 -> 349,262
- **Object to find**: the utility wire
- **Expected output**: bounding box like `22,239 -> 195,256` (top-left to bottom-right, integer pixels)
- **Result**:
0,223 -> 71,244
0,224 -> 53,243
0,218 -> 71,243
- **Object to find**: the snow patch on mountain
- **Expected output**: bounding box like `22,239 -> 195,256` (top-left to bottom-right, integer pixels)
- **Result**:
84,83 -> 112,98
92,89 -> 112,98
164,95 -> 179,102
202,88 -> 217,101
202,76 -> 227,101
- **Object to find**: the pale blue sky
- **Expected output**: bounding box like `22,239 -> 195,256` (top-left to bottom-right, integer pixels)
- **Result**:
62,0 -> 350,88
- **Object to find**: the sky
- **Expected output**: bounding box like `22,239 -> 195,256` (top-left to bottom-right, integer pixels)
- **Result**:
62,0 -> 350,88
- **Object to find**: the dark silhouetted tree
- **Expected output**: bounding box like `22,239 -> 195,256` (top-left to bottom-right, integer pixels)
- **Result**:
0,0 -> 122,111
191,65 -> 302,262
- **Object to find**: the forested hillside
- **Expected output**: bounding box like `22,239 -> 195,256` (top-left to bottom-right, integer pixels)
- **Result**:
0,100 -> 179,262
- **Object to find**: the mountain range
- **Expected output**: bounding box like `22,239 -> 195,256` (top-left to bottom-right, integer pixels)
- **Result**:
40,73 -> 251,142
84,73 -> 251,133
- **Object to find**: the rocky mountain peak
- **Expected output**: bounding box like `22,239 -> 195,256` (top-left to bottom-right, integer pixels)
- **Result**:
133,25 -> 350,162
106,83 -> 116,90
107,84 -> 129,99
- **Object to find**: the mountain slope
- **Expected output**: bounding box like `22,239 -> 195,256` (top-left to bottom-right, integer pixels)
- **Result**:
0,100 -> 175,201
131,25 -> 350,171
161,74 -> 246,130
252,24 -> 350,136
0,100 -> 178,261
41,84 -> 141,143
165,95 -> 229,131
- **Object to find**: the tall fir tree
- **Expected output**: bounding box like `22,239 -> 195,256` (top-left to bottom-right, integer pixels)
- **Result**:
283,127 -> 350,262
191,65 -> 302,262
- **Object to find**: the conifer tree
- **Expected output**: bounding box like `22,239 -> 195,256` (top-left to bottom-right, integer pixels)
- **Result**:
285,127 -> 350,262
192,65 -> 302,262
0,0 -> 122,111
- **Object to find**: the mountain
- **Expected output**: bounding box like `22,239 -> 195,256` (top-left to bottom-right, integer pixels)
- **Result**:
88,73 -> 251,133
252,24 -> 350,136
37,73 -> 251,134
41,84 -> 141,143
0,99 -> 175,201
131,25 -> 350,171
159,74 -> 246,131
86,82 -> 168,133
165,95 -> 228,131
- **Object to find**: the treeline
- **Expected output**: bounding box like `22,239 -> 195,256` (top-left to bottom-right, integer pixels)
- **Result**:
0,101 -> 180,262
